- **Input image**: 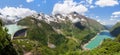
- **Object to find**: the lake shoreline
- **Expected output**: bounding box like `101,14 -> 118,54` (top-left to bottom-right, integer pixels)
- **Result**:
82,30 -> 113,50
82,33 -> 99,50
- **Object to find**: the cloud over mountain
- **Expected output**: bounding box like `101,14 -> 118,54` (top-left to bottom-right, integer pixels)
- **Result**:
52,0 -> 88,15
0,7 -> 37,20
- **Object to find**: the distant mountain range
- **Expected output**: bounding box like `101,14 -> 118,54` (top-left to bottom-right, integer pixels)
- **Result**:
104,25 -> 113,30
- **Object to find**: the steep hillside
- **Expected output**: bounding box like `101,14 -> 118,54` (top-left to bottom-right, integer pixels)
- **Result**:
17,16 -> 66,45
16,16 -> 81,55
87,18 -> 105,32
13,12 -> 105,55
110,22 -> 120,37
48,12 -> 105,45
49,12 -> 105,32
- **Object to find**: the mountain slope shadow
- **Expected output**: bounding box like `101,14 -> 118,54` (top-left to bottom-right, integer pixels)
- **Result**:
74,22 -> 85,30
111,26 -> 120,37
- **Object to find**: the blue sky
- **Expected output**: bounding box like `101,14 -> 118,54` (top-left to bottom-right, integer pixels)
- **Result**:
0,0 -> 61,14
0,0 -> 120,25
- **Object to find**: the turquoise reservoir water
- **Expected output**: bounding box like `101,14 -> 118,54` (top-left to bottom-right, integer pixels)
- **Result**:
5,24 -> 23,36
85,30 -> 114,49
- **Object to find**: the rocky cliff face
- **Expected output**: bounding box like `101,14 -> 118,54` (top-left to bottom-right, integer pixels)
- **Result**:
33,12 -> 105,32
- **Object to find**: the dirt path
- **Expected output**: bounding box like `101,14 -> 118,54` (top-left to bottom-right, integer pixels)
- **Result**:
24,52 -> 32,55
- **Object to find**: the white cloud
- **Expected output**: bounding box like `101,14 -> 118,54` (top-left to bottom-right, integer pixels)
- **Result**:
0,7 -> 37,20
93,15 -> 118,25
80,1 -> 85,4
97,19 -> 118,25
96,16 -> 99,18
112,11 -> 120,15
95,0 -> 119,7
86,0 -> 93,4
26,0 -> 34,3
106,11 -> 120,25
52,0 -> 88,15
90,5 -> 95,8
111,11 -> 120,19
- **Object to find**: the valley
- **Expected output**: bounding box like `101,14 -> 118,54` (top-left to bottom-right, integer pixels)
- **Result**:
0,0 -> 120,55
1,12 -> 119,55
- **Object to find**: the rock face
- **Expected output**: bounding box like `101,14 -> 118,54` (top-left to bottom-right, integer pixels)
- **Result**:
33,12 -> 105,32
110,22 -> 120,37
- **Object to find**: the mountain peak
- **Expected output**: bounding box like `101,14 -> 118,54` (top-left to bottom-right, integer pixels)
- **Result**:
70,12 -> 79,15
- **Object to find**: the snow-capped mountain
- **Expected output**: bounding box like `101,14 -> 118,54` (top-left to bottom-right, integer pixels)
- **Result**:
33,12 -> 88,25
0,11 -> 105,31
